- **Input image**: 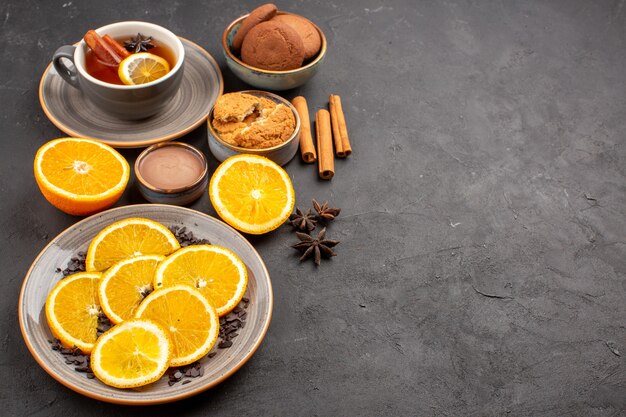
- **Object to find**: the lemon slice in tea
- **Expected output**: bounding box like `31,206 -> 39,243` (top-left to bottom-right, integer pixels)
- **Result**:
118,52 -> 170,85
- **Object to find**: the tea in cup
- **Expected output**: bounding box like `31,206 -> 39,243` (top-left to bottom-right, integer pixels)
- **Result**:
53,21 -> 185,120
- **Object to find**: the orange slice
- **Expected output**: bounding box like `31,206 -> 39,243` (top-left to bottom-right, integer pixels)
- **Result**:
154,244 -> 247,316
91,318 -> 172,388
34,138 -> 130,216
45,272 -> 102,353
118,52 -> 170,85
209,154 -> 295,234
85,218 -> 180,272
134,285 -> 220,367
98,254 -> 164,324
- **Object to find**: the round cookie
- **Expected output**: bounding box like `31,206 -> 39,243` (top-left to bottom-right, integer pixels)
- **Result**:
231,3 -> 278,53
241,21 -> 305,71
271,14 -> 321,60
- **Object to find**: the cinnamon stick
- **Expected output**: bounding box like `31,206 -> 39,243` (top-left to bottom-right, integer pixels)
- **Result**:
329,99 -> 345,157
102,34 -> 131,59
291,96 -> 316,163
83,30 -> 122,66
315,109 -> 334,180
329,94 -> 352,157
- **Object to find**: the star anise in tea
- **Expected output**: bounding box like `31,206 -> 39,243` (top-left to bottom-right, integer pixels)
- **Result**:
312,199 -> 341,221
292,227 -> 339,266
290,207 -> 317,232
124,33 -> 155,53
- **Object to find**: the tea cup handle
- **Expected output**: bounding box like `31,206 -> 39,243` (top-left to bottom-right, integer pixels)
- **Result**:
53,45 -> 80,89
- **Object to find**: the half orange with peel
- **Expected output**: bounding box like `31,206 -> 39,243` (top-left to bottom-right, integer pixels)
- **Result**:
34,138 -> 130,216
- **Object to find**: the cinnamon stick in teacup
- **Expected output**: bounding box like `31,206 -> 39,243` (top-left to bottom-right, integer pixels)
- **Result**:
329,94 -> 352,157
315,109 -> 334,180
291,96 -> 316,163
84,30 -> 123,66
102,34 -> 131,59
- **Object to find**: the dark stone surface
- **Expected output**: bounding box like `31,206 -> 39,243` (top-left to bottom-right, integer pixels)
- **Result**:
1,0 -> 625,415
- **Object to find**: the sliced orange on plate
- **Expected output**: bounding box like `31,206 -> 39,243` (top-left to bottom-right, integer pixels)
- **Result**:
209,154 -> 295,234
45,272 -> 102,353
118,52 -> 170,85
135,285 -> 220,367
33,138 -> 130,216
98,254 -> 164,324
154,244 -> 247,316
91,318 -> 172,388
85,217 -> 180,272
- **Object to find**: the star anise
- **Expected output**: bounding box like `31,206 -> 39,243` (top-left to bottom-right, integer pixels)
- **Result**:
312,199 -> 341,221
289,207 -> 317,232
124,33 -> 155,53
291,228 -> 339,266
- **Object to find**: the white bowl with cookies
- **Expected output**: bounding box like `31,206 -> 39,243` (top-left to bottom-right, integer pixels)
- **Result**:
222,5 -> 327,91
207,90 -> 301,166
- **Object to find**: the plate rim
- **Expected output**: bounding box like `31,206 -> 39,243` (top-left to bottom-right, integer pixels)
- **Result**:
38,37 -> 224,149
18,204 -> 273,405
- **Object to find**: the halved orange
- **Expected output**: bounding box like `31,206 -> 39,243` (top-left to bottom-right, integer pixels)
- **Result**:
91,318 -> 172,388
209,154 -> 295,234
85,218 -> 180,272
45,272 -> 102,353
134,285 -> 220,367
154,244 -> 247,316
98,254 -> 164,324
34,138 -> 130,216
118,53 -> 170,85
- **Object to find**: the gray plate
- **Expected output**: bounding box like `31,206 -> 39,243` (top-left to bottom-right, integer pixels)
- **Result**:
19,205 -> 272,405
39,38 -> 223,148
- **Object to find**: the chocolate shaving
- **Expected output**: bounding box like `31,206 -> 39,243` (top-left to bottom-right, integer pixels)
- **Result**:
169,225 -> 211,247
47,339 -> 94,379
58,251 -> 86,277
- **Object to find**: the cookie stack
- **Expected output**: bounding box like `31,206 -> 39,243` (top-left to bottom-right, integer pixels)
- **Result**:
231,4 -> 322,71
